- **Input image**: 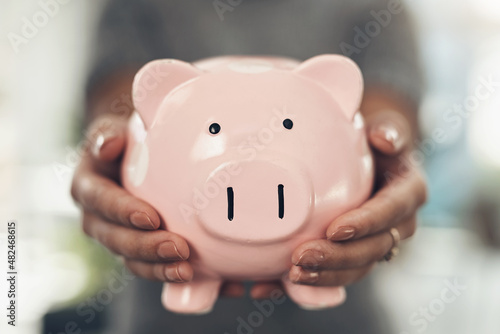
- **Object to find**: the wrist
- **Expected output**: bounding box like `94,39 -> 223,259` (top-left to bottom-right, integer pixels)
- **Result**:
86,69 -> 137,125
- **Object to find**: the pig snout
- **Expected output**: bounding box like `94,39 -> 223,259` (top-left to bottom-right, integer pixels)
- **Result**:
197,160 -> 312,243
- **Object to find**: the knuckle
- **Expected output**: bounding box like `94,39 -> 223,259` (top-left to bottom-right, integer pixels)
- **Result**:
387,194 -> 409,219
364,206 -> 382,232
112,195 -> 134,224
381,191 -> 409,222
153,264 -> 166,281
359,202 -> 390,234
70,170 -> 89,204
374,191 -> 394,210
87,183 -> 111,215
96,184 -> 132,225
75,175 -> 98,209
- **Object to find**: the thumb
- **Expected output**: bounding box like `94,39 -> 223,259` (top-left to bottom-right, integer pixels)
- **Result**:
88,114 -> 128,162
366,110 -> 411,156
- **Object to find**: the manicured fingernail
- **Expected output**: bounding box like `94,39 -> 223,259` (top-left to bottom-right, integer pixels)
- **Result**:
329,226 -> 356,241
157,241 -> 186,260
165,265 -> 185,282
289,266 -> 319,284
92,134 -> 105,156
294,249 -> 325,269
129,212 -> 155,229
92,134 -> 118,157
100,137 -> 119,154
371,123 -> 403,152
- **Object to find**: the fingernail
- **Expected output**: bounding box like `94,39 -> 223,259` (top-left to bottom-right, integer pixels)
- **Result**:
92,134 -> 105,157
100,136 -> 119,154
92,134 -> 118,157
289,266 -> 319,284
165,265 -> 185,282
370,123 -> 404,152
129,212 -> 155,229
294,249 -> 325,269
158,241 -> 186,260
329,226 -> 356,241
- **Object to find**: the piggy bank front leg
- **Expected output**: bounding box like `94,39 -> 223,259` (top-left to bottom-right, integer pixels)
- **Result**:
161,278 -> 222,314
282,278 -> 346,310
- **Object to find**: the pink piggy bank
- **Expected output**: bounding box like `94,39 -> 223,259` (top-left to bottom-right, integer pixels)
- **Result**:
122,55 -> 373,314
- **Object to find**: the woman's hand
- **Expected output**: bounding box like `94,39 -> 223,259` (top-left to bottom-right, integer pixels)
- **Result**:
251,90 -> 427,298
71,114 -> 249,297
288,109 -> 427,286
71,114 -> 194,283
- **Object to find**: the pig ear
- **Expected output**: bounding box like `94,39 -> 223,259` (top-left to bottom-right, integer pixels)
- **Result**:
132,59 -> 202,128
294,55 -> 363,120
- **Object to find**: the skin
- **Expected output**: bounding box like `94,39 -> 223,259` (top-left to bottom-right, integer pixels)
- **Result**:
71,72 -> 427,299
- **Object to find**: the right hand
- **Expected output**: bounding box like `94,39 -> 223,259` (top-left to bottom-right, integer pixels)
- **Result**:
71,114 -> 195,283
71,114 -> 247,297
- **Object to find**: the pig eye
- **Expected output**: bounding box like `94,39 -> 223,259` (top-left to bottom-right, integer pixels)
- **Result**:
209,123 -> 221,135
283,119 -> 293,130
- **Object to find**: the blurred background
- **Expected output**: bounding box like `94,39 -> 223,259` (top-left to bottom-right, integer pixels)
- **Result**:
0,0 -> 499,333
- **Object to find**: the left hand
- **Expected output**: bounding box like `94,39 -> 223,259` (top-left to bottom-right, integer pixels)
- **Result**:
250,109 -> 427,298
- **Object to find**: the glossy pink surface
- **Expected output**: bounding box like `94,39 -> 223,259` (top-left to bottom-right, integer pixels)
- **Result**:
122,55 -> 374,314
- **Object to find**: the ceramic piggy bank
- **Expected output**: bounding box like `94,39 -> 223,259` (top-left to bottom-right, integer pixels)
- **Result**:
122,55 -> 373,314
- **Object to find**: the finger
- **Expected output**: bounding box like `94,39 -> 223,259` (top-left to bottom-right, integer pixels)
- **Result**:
82,212 -> 189,262
250,281 -> 283,299
72,160 -> 161,230
293,218 -> 416,270
327,169 -> 426,241
366,110 -> 411,156
125,259 -> 193,283
86,114 -> 128,162
288,264 -> 375,286
220,281 -> 246,298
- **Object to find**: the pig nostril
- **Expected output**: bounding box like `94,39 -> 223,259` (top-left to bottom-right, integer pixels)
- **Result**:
227,187 -> 234,221
226,185 -> 285,221
278,184 -> 284,219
